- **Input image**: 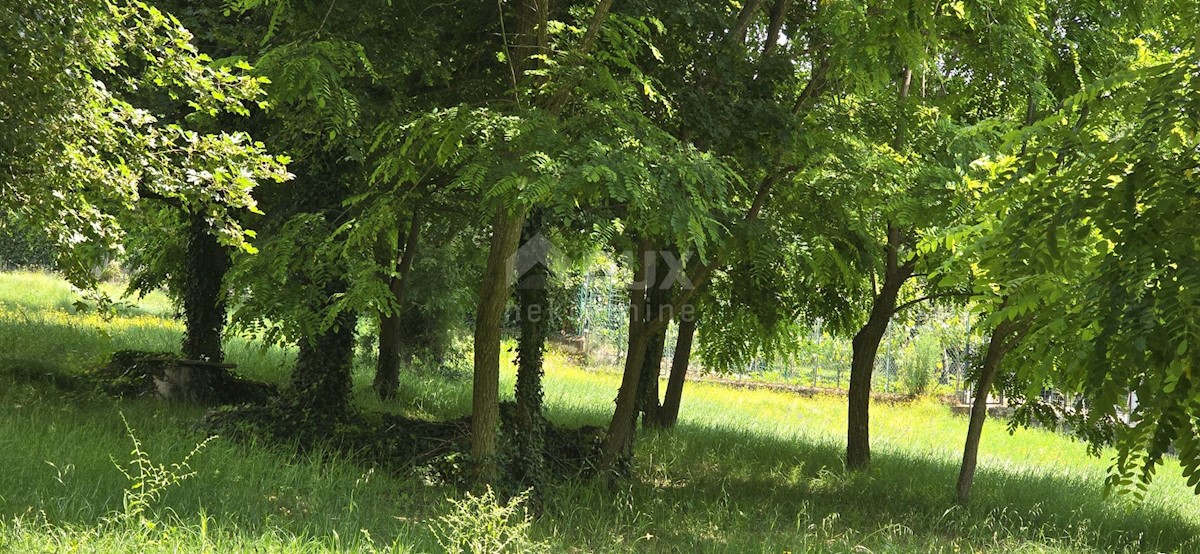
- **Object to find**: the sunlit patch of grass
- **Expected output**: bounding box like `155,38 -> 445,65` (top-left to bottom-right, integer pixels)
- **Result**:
1,270 -> 1199,552
0,270 -> 295,381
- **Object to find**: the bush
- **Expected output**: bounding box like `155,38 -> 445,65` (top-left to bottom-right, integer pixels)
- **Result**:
899,331 -> 942,396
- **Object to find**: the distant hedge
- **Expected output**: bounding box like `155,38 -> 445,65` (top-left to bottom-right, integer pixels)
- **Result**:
0,214 -> 55,269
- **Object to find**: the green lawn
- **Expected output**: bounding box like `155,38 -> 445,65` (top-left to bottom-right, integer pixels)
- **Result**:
0,270 -> 1197,552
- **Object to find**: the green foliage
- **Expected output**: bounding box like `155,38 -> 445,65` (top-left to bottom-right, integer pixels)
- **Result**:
0,0 -> 290,288
252,38 -> 378,154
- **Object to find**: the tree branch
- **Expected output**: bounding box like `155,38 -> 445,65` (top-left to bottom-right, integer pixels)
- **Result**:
728,0 -> 765,43
578,0 -> 615,55
762,0 -> 789,57
544,0 -> 615,114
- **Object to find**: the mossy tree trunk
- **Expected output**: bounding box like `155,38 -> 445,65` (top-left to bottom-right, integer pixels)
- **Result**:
182,211 -> 230,363
510,209 -> 549,497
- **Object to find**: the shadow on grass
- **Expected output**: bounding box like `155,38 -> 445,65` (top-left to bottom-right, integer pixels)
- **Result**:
0,374 -> 442,547
3,345 -> 1197,552
577,420 -> 1200,552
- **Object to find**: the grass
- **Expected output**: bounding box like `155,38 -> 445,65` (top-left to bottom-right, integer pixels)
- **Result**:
0,269 -> 1198,552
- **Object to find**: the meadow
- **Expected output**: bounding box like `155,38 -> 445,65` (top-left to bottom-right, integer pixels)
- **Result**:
0,270 -> 1197,552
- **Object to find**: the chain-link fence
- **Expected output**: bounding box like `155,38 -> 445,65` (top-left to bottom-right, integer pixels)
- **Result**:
752,325 -> 981,398
575,270 -> 629,366
572,270 -> 983,399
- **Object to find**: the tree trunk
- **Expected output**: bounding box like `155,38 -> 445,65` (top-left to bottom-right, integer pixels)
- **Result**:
291,293 -> 357,420
598,243 -> 658,471
601,319 -> 651,472
649,311 -> 697,429
511,209 -> 549,495
956,316 -> 1019,504
638,324 -> 667,425
374,209 -> 423,400
375,302 -> 404,398
182,212 -> 230,363
728,0 -> 765,43
846,224 -> 912,471
637,256 -> 672,426
471,206 -> 526,485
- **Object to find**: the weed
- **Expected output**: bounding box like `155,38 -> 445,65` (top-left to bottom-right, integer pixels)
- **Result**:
107,413 -> 215,534
431,487 -> 544,554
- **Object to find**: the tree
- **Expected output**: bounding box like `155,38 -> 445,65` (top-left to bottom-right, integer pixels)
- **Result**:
510,209 -> 551,497
972,8 -> 1200,493
373,207 -> 423,400
801,0 -> 1064,470
595,0 -> 830,470
651,310 -> 698,428
468,0 -> 551,486
217,0 -> 393,418
371,0 -> 643,484
0,0 -> 288,289
929,0 -> 1159,502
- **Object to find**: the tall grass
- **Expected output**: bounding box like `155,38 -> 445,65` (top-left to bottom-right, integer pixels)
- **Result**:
1,270 -> 1198,552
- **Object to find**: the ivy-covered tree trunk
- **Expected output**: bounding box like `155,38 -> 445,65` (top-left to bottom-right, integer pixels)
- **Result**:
649,312 -> 697,429
471,206 -> 526,485
291,289 -> 358,420
847,224 -> 912,470
374,209 -> 423,400
510,209 -> 548,496
957,316 -> 1020,504
182,211 -> 230,362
